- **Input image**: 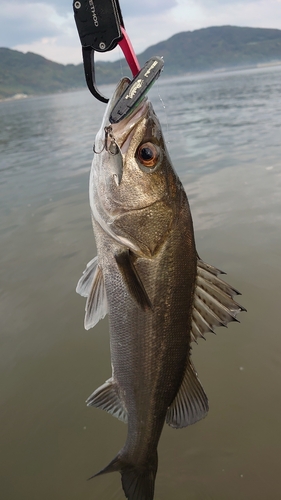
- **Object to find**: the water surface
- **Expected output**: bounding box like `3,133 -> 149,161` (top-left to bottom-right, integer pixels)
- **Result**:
1,65 -> 281,499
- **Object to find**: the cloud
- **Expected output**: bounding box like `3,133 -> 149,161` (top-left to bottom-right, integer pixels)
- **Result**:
1,0 -> 178,62
2,0 -> 177,24
120,0 -> 177,16
2,0 -> 72,16
196,0 -> 255,5
1,0 -> 281,65
172,0 -> 281,31
14,37 -> 83,66
0,4 -> 63,46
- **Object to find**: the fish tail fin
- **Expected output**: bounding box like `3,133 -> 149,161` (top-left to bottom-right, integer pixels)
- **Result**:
90,450 -> 158,500
120,454 -> 158,500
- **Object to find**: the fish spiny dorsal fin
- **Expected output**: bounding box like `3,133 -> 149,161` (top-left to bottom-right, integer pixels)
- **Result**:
76,257 -> 108,329
190,258 -> 246,342
86,378 -> 128,423
166,359 -> 209,428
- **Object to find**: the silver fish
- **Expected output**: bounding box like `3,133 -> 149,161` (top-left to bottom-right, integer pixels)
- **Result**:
76,77 -> 245,500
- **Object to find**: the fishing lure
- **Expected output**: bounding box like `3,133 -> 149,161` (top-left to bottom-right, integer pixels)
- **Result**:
73,0 -> 163,121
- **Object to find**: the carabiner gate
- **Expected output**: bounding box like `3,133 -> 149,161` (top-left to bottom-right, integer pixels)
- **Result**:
73,0 -> 140,103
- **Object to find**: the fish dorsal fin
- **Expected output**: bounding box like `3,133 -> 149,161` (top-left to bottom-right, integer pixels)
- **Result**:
76,257 -> 108,330
76,256 -> 98,297
86,378 -> 128,424
166,360 -> 209,428
115,250 -> 152,311
191,258 -> 246,342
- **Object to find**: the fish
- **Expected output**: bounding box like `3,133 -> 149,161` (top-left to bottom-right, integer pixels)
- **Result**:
76,77 -> 245,500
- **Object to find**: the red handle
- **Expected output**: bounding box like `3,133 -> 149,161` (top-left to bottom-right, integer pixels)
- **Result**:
118,26 -> 141,77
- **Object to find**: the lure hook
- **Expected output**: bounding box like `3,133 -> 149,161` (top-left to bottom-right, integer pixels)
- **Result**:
93,126 -> 121,155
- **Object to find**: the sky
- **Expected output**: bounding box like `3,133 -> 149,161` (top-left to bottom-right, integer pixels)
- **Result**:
1,0 -> 281,65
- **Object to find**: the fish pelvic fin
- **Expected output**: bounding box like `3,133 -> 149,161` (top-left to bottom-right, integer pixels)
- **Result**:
166,359 -> 209,428
191,258 -> 246,342
90,450 -> 158,500
76,256 -> 108,330
86,377 -> 128,423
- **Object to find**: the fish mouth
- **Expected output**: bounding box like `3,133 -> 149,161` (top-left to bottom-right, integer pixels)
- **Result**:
95,78 -> 149,156
105,78 -> 150,152
104,77 -> 132,123
112,99 -> 150,152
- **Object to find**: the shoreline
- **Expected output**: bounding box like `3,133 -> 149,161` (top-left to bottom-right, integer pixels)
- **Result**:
1,60 -> 281,102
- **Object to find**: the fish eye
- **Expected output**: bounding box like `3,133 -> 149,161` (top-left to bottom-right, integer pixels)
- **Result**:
136,142 -> 158,168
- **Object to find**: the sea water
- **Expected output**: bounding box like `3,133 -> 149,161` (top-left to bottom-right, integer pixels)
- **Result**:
1,64 -> 281,499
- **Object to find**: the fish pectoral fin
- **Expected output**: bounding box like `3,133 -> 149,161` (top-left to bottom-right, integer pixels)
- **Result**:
76,256 -> 98,297
191,258 -> 246,342
115,250 -> 152,311
76,258 -> 108,330
86,378 -> 128,423
166,360 -> 209,428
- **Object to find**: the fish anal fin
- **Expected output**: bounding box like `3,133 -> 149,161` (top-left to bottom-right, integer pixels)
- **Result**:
84,263 -> 108,330
86,378 -> 128,423
115,250 -> 152,311
166,360 -> 208,428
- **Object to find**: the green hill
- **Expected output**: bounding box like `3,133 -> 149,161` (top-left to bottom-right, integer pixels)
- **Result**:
137,25 -> 281,73
0,48 -> 117,99
1,26 -> 281,99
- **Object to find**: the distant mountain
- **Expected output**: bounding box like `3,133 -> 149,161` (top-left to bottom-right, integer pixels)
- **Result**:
0,48 -> 123,99
137,25 -> 281,73
1,26 -> 281,99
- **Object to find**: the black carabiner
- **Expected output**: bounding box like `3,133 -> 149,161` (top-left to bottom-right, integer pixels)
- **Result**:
73,0 -> 139,103
73,0 -> 164,114
81,46 -> 108,103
